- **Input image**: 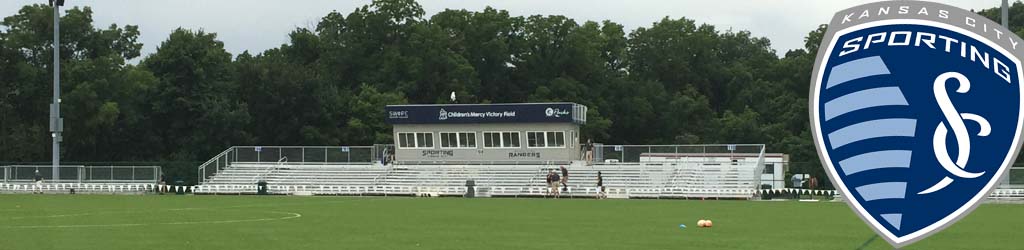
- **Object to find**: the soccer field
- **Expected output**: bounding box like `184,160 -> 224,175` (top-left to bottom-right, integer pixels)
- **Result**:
0,195 -> 1020,250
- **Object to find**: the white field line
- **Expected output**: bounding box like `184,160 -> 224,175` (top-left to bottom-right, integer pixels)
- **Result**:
0,197 -> 390,229
0,211 -> 301,229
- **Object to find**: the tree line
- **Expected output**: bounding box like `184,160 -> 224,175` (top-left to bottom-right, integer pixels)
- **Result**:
1,0 -> 1020,185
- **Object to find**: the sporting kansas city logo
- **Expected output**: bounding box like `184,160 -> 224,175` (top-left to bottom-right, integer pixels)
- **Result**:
810,1 -> 1024,247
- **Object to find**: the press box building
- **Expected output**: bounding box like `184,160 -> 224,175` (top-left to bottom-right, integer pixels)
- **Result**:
385,103 -> 587,164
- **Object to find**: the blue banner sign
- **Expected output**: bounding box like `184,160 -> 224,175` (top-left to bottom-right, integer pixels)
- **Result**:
385,103 -> 586,125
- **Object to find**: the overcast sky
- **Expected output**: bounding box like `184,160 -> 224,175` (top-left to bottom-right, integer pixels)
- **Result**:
0,0 -> 1001,60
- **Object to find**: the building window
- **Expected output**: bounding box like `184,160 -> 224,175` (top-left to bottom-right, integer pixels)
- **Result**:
458,132 -> 476,148
569,130 -> 576,148
440,133 -> 457,148
527,131 -> 565,148
487,132 -> 503,147
397,132 -> 434,149
527,132 -> 545,148
483,132 -> 520,148
398,133 -> 415,148
503,132 -> 520,148
440,132 -> 476,148
763,163 -> 776,174
416,133 -> 433,148
549,132 -> 565,147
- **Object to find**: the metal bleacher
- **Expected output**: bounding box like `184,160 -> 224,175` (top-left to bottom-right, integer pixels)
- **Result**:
193,145 -> 771,199
194,161 -> 763,199
196,162 -> 385,195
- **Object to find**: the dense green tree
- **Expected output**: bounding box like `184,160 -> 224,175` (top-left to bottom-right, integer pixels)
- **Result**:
142,28 -> 252,161
431,8 -> 523,103
235,28 -> 350,146
0,5 -> 153,162
663,85 -> 714,144
346,84 -> 408,144
768,25 -> 828,187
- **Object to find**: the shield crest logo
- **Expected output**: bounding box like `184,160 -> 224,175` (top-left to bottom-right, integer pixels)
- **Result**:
810,1 -> 1024,247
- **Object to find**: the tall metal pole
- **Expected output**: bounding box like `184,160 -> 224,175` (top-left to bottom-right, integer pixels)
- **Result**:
1001,0 -> 1011,188
50,1 -> 63,182
1003,0 -> 1010,28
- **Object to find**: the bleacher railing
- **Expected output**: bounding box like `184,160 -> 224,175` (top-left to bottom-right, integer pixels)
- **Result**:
589,144 -> 767,196
198,146 -> 378,184
591,144 -> 766,164
1,165 -> 159,183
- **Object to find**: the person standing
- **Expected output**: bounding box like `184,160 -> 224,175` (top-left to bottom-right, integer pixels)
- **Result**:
809,176 -> 819,198
560,166 -> 569,192
388,147 -> 395,165
159,173 -> 167,193
584,139 -> 594,165
546,170 -> 554,196
551,172 -> 561,198
33,170 -> 43,194
597,171 -> 606,199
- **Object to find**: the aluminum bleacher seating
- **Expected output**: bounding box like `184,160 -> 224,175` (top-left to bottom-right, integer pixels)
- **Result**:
195,161 -> 766,199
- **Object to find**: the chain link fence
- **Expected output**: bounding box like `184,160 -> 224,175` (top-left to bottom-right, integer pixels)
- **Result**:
230,146 -> 375,163
592,144 -> 765,163
198,146 -> 380,184
1,165 -> 159,183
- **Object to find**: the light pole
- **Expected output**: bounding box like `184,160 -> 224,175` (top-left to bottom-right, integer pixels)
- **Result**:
1002,0 -> 1012,187
1003,0 -> 1010,28
49,0 -> 65,183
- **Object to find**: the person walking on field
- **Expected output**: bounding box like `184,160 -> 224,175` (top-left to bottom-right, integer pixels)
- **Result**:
597,171 -> 606,199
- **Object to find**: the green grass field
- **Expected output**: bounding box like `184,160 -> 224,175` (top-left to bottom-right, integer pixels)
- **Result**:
0,195 -> 1020,250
